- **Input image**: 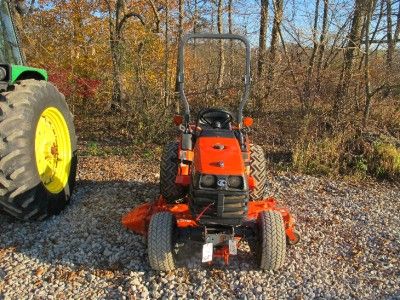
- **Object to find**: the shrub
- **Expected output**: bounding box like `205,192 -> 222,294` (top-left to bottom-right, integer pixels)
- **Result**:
293,136 -> 344,176
369,142 -> 400,179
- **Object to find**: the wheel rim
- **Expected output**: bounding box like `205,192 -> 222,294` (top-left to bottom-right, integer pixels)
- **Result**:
35,107 -> 72,194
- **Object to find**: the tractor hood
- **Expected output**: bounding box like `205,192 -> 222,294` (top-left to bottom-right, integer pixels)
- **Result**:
193,136 -> 245,175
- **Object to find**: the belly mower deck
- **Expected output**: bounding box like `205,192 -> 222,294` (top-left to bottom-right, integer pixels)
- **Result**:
122,196 -> 298,266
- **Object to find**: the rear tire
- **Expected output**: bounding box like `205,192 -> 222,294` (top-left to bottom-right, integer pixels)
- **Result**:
258,210 -> 286,270
0,80 -> 77,220
148,212 -> 177,271
160,142 -> 184,203
249,144 -> 267,201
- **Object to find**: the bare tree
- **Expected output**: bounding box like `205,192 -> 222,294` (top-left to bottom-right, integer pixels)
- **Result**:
395,0 -> 400,42
334,0 -> 368,119
363,0 -> 378,127
257,0 -> 268,79
386,0 -> 394,71
164,0 -> 170,106
216,0 -> 225,96
228,0 -> 233,34
104,0 -> 146,110
315,0 -> 329,93
302,0 -> 321,111
148,0 -> 162,32
265,0 -> 283,104
175,0 -> 185,102
384,0 -> 400,96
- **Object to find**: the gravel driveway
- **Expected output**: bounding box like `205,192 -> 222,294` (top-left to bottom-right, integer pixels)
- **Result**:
0,155 -> 399,299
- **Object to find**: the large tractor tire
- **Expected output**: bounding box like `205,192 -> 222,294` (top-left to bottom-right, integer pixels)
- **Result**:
160,142 -> 184,203
0,79 -> 77,220
148,212 -> 177,271
258,210 -> 286,271
249,144 -> 267,201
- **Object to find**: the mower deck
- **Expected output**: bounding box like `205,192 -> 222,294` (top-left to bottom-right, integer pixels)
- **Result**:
122,195 -> 298,247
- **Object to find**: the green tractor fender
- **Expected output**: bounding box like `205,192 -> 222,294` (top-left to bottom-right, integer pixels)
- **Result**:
0,64 -> 48,85
10,64 -> 48,82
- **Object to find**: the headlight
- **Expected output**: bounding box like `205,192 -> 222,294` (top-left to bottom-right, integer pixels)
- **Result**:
228,176 -> 243,188
201,174 -> 216,187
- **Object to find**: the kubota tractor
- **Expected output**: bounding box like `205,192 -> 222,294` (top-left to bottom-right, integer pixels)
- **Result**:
0,0 -> 77,220
122,34 -> 299,271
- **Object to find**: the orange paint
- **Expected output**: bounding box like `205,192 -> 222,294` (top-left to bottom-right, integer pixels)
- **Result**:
122,196 -> 297,242
193,137 -> 245,175
243,117 -> 253,127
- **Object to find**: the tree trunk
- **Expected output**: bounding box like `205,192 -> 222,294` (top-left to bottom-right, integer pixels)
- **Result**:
228,0 -> 233,34
302,0 -> 320,112
110,38 -> 126,110
384,0 -> 400,97
257,0 -> 268,79
363,0 -> 375,127
265,0 -> 283,103
164,0 -> 170,107
216,0 -> 225,97
316,0 -> 329,94
394,0 -> 400,42
334,0 -> 367,119
105,0 -> 145,111
192,0 -> 198,82
386,0 -> 393,71
228,0 -> 233,77
174,0 -> 184,113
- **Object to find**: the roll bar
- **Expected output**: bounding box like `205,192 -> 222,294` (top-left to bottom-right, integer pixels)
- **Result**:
178,33 -> 251,126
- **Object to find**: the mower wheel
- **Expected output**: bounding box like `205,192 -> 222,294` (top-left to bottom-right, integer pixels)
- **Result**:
148,212 -> 177,271
287,231 -> 301,246
249,144 -> 267,200
160,142 -> 184,203
0,80 -> 77,220
258,210 -> 286,270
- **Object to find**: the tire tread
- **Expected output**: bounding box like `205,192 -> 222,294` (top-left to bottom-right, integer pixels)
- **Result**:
148,212 -> 176,271
160,142 -> 184,202
0,79 -> 77,220
249,144 -> 267,200
259,210 -> 286,270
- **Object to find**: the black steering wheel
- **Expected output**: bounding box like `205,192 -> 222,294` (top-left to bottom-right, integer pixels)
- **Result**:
198,108 -> 234,129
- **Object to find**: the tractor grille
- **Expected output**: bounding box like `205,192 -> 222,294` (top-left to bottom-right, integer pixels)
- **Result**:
191,189 -> 248,225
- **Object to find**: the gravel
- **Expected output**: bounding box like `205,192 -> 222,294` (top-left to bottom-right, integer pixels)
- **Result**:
0,155 -> 399,299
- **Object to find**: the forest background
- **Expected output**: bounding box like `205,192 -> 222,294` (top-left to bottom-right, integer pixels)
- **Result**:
12,0 -> 400,180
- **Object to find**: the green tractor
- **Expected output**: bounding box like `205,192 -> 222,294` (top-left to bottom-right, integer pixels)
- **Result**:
0,0 -> 77,220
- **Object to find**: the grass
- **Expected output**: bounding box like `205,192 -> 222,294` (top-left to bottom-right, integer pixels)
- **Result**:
370,142 -> 400,179
79,142 -> 163,162
292,131 -> 400,181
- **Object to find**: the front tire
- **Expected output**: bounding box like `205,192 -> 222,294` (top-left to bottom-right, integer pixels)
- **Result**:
0,79 -> 77,220
258,210 -> 286,270
148,212 -> 177,271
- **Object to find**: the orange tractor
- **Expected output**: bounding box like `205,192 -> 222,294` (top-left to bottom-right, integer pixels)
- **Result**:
123,34 -> 299,271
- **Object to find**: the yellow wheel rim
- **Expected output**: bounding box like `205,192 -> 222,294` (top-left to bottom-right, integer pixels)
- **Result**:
35,107 -> 72,194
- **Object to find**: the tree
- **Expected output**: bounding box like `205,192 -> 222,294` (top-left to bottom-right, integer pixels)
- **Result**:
102,0 -> 146,110
384,0 -> 400,96
264,0 -> 283,105
216,0 -> 225,95
315,0 -> 329,94
301,0 -> 321,111
363,0 -> 377,127
257,0 -> 268,79
164,0 -> 170,107
334,0 -> 369,119
174,0 -> 184,106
